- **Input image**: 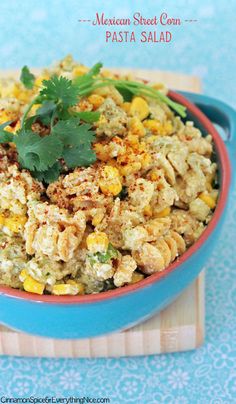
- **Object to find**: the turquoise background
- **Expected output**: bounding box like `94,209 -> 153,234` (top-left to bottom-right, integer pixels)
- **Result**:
0,0 -> 236,402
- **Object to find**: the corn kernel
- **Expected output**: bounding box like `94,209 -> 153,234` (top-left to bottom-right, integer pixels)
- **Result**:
72,65 -> 89,77
140,152 -> 152,170
0,111 -> 10,124
23,276 -> 45,295
101,69 -> 115,78
76,98 -> 92,112
126,134 -> 139,146
128,117 -> 146,137
150,169 -> 159,181
155,207 -> 171,218
13,84 -> 31,103
52,284 -> 80,296
143,119 -> 159,131
199,192 -> 216,209
121,102 -> 131,113
86,231 -> 109,254
0,215 -> 5,226
144,119 -> 173,136
152,83 -> 166,91
19,269 -> 28,282
143,205 -> 153,216
88,94 -> 104,109
0,111 -> 17,132
4,215 -> 27,233
99,165 -> 122,196
130,272 -> 145,284
119,162 -> 142,176
94,143 -> 110,162
158,121 -> 173,136
130,97 -> 149,120
34,75 -> 50,87
67,280 -> 85,294
92,212 -> 104,226
98,114 -> 107,125
146,135 -> 159,144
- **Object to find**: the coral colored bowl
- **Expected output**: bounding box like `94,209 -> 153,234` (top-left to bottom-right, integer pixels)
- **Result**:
0,91 -> 235,338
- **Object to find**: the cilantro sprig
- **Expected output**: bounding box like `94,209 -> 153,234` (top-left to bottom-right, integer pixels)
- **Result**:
0,74 -> 99,184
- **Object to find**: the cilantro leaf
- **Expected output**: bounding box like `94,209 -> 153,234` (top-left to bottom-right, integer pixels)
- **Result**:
62,145 -> 96,168
15,130 -> 63,171
15,118 -> 96,175
52,119 -> 95,147
40,76 -> 79,107
53,119 -> 96,168
0,122 -> 14,143
32,161 -> 61,183
0,131 -> 14,143
20,66 -> 35,89
52,119 -> 81,146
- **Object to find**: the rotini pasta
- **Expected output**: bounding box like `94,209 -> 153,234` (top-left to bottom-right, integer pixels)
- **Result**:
132,231 -> 186,274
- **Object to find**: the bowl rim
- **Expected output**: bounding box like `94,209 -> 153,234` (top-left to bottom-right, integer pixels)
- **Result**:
0,90 -> 231,304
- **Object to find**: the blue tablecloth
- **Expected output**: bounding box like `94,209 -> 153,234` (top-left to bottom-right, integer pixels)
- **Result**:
0,1 -> 236,402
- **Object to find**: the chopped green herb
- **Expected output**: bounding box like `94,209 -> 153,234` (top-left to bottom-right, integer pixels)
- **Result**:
20,66 -> 35,89
62,144 -> 96,169
96,243 -> 119,263
118,186 -> 128,200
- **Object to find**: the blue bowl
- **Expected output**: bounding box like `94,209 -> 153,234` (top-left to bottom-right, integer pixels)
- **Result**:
0,91 -> 235,339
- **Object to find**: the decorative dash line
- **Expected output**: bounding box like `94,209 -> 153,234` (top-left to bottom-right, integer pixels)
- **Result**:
78,19 -> 91,22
